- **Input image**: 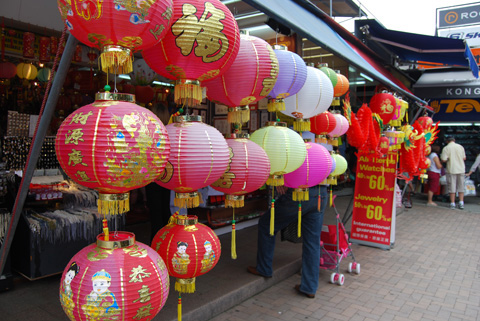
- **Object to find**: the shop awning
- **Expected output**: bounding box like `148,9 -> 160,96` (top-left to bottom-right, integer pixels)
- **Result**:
242,0 -> 428,105
358,19 -> 479,78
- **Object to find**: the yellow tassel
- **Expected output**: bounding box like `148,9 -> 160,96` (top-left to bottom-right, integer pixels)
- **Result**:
228,107 -> 250,124
175,278 -> 196,294
178,293 -> 182,321
331,97 -> 340,106
267,98 -> 285,112
174,193 -> 200,208
102,219 -> 109,241
267,175 -> 284,186
270,199 -> 275,236
292,189 -> 309,201
100,50 -> 133,74
97,194 -> 130,215
297,203 -> 302,238
327,138 -> 339,146
231,208 -> 237,259
330,188 -> 333,207
225,198 -> 244,208
175,83 -> 202,107
293,119 -> 311,132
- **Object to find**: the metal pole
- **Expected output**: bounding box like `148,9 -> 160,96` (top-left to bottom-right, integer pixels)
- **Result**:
0,34 -> 78,275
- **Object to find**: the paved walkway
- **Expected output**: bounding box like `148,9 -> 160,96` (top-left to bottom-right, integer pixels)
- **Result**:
1,192 -> 480,320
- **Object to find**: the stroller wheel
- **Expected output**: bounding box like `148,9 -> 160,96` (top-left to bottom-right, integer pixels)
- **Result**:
337,274 -> 345,286
355,263 -> 361,275
348,262 -> 353,273
330,273 -> 337,284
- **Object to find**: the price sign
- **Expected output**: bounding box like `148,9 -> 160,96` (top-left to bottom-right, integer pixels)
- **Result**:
350,151 -> 397,249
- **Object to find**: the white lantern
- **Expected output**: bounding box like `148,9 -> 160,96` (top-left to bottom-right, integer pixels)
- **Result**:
282,66 -> 334,132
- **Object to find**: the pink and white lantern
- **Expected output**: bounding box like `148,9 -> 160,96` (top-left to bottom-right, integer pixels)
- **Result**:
328,113 -> 349,146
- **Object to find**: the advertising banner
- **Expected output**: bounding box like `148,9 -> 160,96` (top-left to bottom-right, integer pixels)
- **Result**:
437,3 -> 480,29
350,151 -> 397,250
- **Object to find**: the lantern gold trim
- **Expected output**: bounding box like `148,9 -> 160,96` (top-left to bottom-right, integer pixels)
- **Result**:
95,92 -> 135,103
293,118 -> 311,132
293,188 -> 309,201
174,79 -> 202,107
227,106 -> 250,124
175,215 -> 198,226
267,174 -> 284,186
174,192 -> 200,208
267,98 -> 285,112
96,231 -> 135,249
272,44 -> 287,51
174,115 -> 202,123
98,192 -> 130,215
327,137 -> 339,146
266,121 -> 287,127
225,195 -> 245,208
175,277 -> 196,293
315,135 -> 328,144
100,45 -> 133,74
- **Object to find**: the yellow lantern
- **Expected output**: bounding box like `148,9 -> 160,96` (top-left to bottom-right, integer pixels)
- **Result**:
17,63 -> 38,80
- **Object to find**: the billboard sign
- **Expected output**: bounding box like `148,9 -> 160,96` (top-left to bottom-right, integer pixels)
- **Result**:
437,3 -> 480,29
437,25 -> 480,47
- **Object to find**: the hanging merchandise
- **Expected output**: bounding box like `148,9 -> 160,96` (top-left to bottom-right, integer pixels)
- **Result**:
22,31 -> 35,58
39,36 -> 51,63
327,113 -> 349,146
204,32 -> 279,124
155,115 -> 229,208
151,214 -> 220,320
310,111 -> 337,144
55,92 -> 171,215
284,142 -> 332,237
389,97 -> 403,127
282,66 -> 333,132
37,68 -> 52,83
17,62 -> 38,80
210,134 -> 270,258
266,45 -> 307,112
60,232 -> 169,321
317,63 -> 338,88
142,0 -> 240,107
332,73 -> 349,106
57,0 -> 174,74
0,25 -> 17,79
377,135 -> 390,156
370,92 -> 397,125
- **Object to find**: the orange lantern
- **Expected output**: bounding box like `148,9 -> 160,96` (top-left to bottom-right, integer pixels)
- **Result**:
332,73 -> 349,106
156,115 -> 229,208
142,0 -> 241,107
204,33 -> 279,124
57,0 -> 173,74
151,214 -> 220,319
60,232 -> 170,321
55,92 -> 170,215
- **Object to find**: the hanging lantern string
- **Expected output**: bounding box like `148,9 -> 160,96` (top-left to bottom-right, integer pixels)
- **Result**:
231,207 -> 237,259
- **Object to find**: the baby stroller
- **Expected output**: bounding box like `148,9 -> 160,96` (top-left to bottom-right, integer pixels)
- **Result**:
320,195 -> 359,285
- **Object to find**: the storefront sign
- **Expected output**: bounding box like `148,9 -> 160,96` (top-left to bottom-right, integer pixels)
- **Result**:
350,151 -> 397,250
437,3 -> 480,29
437,25 -> 480,47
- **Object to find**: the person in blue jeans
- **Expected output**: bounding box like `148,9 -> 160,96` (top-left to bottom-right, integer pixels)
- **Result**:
248,184 -> 328,298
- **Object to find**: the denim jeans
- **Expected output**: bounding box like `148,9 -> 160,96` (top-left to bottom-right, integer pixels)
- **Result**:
255,185 -> 327,295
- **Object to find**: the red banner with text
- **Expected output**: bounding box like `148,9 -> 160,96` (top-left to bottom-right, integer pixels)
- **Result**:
350,151 -> 397,249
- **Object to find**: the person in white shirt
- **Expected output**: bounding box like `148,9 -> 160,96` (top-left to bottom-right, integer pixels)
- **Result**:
440,137 -> 466,209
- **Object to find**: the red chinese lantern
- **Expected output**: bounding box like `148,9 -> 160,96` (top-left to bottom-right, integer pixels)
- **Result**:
39,36 -> 51,63
151,215 -> 220,319
377,135 -> 390,156
417,116 -> 433,131
0,61 -> 17,79
310,111 -> 337,144
210,134 -> 270,258
55,92 -> 171,215
204,33 -> 279,124
57,0 -> 173,74
155,115 -> 229,208
142,0 -> 240,107
60,232 -> 170,321
332,73 -> 349,106
23,32 -> 35,58
135,85 -> 155,105
370,92 -> 397,124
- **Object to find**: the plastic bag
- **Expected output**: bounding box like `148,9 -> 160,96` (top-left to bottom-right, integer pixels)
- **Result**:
465,178 -> 476,197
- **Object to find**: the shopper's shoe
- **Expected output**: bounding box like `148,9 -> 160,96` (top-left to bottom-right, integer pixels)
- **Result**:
449,203 -> 456,210
247,266 -> 272,278
459,203 -> 464,210
294,284 -> 315,299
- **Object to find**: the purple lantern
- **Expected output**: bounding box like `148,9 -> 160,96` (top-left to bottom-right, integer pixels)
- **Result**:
267,45 -> 307,112
284,142 -> 332,201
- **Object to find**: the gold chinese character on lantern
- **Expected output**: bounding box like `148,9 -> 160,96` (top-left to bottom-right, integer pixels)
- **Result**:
129,265 -> 152,283
132,285 -> 154,303
65,128 -> 85,145
70,111 -> 93,125
68,149 -> 88,167
172,2 -> 228,62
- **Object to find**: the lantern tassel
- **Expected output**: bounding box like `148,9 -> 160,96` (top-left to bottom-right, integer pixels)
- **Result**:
317,187 -> 321,212
175,278 -> 196,294
178,293 -> 182,321
330,187 -> 333,207
270,188 -> 275,236
175,82 -> 202,107
267,98 -> 285,112
231,208 -> 237,260
174,193 -> 200,208
225,197 -> 244,208
98,193 -> 129,215
228,107 -> 250,124
293,119 -> 311,132
100,49 -> 132,74
102,219 -> 109,241
292,189 -> 309,201
267,175 -> 284,186
297,203 -> 302,238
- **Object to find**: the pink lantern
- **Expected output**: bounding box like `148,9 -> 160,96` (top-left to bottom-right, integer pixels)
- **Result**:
284,142 -> 332,200
204,33 -> 279,124
328,114 -> 349,146
211,134 -> 271,207
156,115 -> 230,208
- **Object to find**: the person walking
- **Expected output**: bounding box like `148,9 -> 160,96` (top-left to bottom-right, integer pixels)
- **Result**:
247,184 -> 328,298
426,144 -> 442,206
466,148 -> 480,184
440,137 -> 466,209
